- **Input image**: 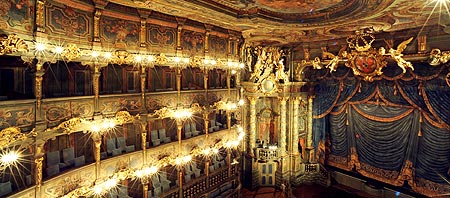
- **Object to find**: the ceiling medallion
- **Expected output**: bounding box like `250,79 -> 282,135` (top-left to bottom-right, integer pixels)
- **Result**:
311,28 -> 414,82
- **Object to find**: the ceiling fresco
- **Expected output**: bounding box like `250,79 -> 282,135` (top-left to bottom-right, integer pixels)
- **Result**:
107,0 -> 445,45
254,0 -> 343,13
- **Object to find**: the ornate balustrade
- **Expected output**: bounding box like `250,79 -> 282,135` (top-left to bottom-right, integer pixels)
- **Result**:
255,147 -> 279,161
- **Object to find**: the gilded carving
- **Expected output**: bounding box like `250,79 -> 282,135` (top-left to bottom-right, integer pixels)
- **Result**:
45,117 -> 83,134
385,37 -> 414,73
114,111 -> 139,124
35,156 -> 44,187
63,44 -> 81,61
0,34 -> 28,55
428,48 -> 450,66
36,0 -> 45,31
246,46 -> 289,84
0,127 -> 28,149
310,29 -> 414,82
93,9 -> 102,41
155,53 -> 168,65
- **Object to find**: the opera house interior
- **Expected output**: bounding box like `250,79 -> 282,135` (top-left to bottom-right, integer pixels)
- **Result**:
0,0 -> 450,197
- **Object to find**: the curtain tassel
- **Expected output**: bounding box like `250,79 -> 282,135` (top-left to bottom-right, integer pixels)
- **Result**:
418,114 -> 422,136
393,84 -> 397,95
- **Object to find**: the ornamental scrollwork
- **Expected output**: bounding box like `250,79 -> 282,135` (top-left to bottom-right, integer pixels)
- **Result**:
0,127 -> 35,149
0,34 -> 29,55
114,111 -> 140,124
305,28 -> 414,82
428,48 -> 450,66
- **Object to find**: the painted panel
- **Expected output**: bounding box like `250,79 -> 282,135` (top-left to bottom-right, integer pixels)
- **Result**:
146,24 -> 176,50
100,16 -> 139,49
100,95 -> 141,115
0,0 -> 34,35
42,98 -> 94,127
209,35 -> 227,58
0,102 -> 34,131
42,164 -> 95,198
181,30 -> 204,55
46,4 -> 90,39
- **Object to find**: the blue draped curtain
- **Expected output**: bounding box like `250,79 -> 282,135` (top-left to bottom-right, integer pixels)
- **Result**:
310,63 -> 450,196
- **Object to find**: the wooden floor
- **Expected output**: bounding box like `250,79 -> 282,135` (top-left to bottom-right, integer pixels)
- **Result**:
241,184 -> 370,198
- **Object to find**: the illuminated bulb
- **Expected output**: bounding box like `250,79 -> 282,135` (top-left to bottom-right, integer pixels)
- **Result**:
238,99 -> 245,106
54,46 -> 64,54
203,148 -> 211,155
175,157 -> 183,165
101,121 -> 109,129
203,59 -> 210,64
35,43 -> 46,51
174,109 -> 192,119
238,134 -> 244,141
174,57 -> 181,63
1,151 -> 19,165
183,58 -> 189,63
233,62 -> 239,67
135,55 -> 142,62
227,61 -> 233,67
212,148 -> 219,154
183,155 -> 192,163
147,55 -> 154,62
103,178 -> 118,189
239,63 -> 245,68
210,60 -> 217,65
225,142 -> 232,148
91,51 -> 99,58
148,166 -> 158,174
91,125 -> 100,133
93,185 -> 103,195
104,52 -> 112,59
231,70 -> 237,75
135,169 -> 144,178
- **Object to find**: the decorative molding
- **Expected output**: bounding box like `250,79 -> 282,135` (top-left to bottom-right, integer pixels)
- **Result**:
0,34 -> 28,55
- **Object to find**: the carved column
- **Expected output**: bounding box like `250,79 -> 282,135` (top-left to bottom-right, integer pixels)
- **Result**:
36,0 -> 46,32
34,142 -> 45,198
205,160 -> 210,187
234,37 -> 239,58
226,111 -> 232,130
93,9 -> 102,42
227,71 -> 231,97
279,97 -> 289,155
306,96 -> 314,162
227,150 -> 231,177
93,65 -> 101,113
140,18 -> 147,47
140,67 -> 147,111
292,97 -> 300,154
176,18 -> 186,53
235,72 -> 241,87
227,34 -> 233,57
418,35 -> 427,54
142,181 -> 149,198
35,61 -> 45,110
92,135 -> 102,179
204,24 -> 212,54
140,122 -> 148,164
178,170 -> 183,197
176,68 -> 182,101
203,113 -> 209,140
248,96 -> 258,156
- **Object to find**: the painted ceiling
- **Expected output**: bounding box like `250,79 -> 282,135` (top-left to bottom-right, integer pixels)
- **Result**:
111,0 -> 446,45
